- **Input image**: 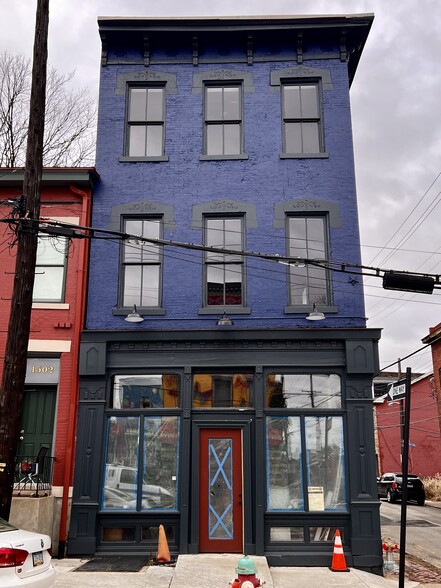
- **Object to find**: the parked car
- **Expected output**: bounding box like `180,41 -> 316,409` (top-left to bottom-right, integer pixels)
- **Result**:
377,473 -> 425,506
0,517 -> 55,587
105,465 -> 176,508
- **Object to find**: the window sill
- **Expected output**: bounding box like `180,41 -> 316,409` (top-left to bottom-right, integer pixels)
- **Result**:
32,302 -> 69,309
284,305 -> 338,314
119,156 -> 169,163
198,306 -> 251,315
199,154 -> 249,161
280,152 -> 329,159
113,308 -> 166,316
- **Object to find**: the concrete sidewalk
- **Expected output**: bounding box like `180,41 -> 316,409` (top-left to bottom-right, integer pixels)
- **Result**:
53,554 -> 423,588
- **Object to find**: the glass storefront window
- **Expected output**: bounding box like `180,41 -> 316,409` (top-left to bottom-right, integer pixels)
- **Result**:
266,415 -> 347,512
305,416 -> 346,510
266,374 -> 341,409
102,416 -> 139,510
112,374 -> 181,408
266,416 -> 303,510
193,373 -> 253,408
102,416 -> 180,511
142,416 -> 179,510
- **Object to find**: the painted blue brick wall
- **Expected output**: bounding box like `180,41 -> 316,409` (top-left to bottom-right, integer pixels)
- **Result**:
87,45 -> 366,331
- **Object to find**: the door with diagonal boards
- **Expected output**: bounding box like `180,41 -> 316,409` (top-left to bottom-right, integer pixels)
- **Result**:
199,428 -> 243,552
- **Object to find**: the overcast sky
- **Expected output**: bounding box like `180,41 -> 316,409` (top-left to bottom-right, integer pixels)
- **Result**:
2,0 -> 440,374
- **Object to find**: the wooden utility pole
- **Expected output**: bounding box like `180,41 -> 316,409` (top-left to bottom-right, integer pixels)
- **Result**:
0,0 -> 49,519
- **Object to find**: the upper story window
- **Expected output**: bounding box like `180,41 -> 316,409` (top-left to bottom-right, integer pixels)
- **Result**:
33,235 -> 68,302
287,216 -> 330,306
282,82 -> 322,155
126,87 -> 165,157
204,217 -> 244,307
204,85 -> 242,156
121,218 -> 162,309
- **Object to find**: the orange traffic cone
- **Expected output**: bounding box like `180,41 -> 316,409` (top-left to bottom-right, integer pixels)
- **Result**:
156,524 -> 172,563
329,529 -> 349,572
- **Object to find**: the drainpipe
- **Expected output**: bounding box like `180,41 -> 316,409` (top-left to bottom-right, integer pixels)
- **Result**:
57,183 -> 91,558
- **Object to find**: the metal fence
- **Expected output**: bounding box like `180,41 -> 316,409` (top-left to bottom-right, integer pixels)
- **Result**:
13,455 -> 55,496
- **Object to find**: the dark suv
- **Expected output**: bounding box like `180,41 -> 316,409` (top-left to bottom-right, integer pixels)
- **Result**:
377,473 -> 425,506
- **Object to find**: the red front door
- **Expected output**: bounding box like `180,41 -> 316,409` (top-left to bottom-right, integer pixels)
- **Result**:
199,428 -> 243,552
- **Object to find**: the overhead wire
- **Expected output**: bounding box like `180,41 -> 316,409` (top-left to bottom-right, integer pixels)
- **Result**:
366,169 -> 441,267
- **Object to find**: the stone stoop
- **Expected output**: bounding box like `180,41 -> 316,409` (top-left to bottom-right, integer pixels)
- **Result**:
169,554 -> 274,588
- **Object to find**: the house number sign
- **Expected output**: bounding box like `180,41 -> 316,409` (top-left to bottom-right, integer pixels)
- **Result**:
25,358 -> 60,384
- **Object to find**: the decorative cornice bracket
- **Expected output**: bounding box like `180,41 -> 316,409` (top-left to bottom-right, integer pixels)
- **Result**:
192,35 -> 199,66
297,32 -> 303,64
143,35 -> 150,67
340,30 -> 347,62
101,33 -> 107,67
247,34 -> 253,65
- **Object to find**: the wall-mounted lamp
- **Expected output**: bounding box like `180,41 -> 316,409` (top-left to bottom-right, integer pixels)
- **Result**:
215,312 -> 234,326
124,304 -> 144,323
306,303 -> 325,321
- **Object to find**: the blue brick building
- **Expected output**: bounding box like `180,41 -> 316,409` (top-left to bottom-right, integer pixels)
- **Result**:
69,14 -> 382,572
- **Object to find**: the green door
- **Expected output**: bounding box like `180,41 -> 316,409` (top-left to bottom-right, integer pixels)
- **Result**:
17,387 -> 56,458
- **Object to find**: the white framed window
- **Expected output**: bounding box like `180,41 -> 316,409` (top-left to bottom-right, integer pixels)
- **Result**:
287,216 -> 330,305
282,82 -> 322,154
121,218 -> 163,308
204,217 -> 244,307
204,85 -> 242,156
126,87 -> 165,157
33,235 -> 68,302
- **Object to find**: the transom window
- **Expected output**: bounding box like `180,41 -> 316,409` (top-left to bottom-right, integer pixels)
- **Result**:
204,85 -> 242,156
126,87 -> 165,157
112,374 -> 181,409
33,235 -> 68,302
282,82 -> 322,154
204,217 -> 244,306
121,218 -> 162,308
193,373 -> 253,408
288,216 -> 330,305
266,374 -> 341,409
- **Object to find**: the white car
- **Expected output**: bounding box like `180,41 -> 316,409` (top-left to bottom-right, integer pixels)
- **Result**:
0,517 -> 55,587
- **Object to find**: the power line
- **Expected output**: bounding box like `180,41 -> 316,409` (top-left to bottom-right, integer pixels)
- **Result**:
376,336 -> 441,375
367,169 -> 441,267
2,216 -> 440,289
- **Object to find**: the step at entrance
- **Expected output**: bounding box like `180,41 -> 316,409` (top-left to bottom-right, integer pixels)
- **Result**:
170,554 -> 273,588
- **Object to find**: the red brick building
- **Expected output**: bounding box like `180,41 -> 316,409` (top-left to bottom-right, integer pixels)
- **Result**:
422,322 -> 441,452
374,371 -> 441,477
0,167 -> 97,552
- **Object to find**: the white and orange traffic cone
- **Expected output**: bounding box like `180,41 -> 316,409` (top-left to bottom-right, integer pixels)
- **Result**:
329,529 -> 349,572
156,524 -> 172,563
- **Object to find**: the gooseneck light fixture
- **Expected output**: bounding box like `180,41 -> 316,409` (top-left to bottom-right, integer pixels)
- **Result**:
124,304 -> 144,323
306,303 -> 325,321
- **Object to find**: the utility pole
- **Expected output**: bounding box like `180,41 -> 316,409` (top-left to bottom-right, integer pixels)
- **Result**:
0,0 -> 49,519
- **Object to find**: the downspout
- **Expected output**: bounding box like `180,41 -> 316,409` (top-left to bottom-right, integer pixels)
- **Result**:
57,183 -> 91,557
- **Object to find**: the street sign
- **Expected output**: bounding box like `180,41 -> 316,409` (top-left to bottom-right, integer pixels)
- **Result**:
388,379 -> 406,401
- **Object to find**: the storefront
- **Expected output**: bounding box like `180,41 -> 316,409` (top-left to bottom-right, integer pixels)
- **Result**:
68,327 -> 382,572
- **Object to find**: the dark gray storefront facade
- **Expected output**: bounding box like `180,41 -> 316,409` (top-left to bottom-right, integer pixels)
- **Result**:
68,327 -> 382,573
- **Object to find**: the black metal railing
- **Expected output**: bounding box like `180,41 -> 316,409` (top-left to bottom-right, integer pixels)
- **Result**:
13,455 -> 55,496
